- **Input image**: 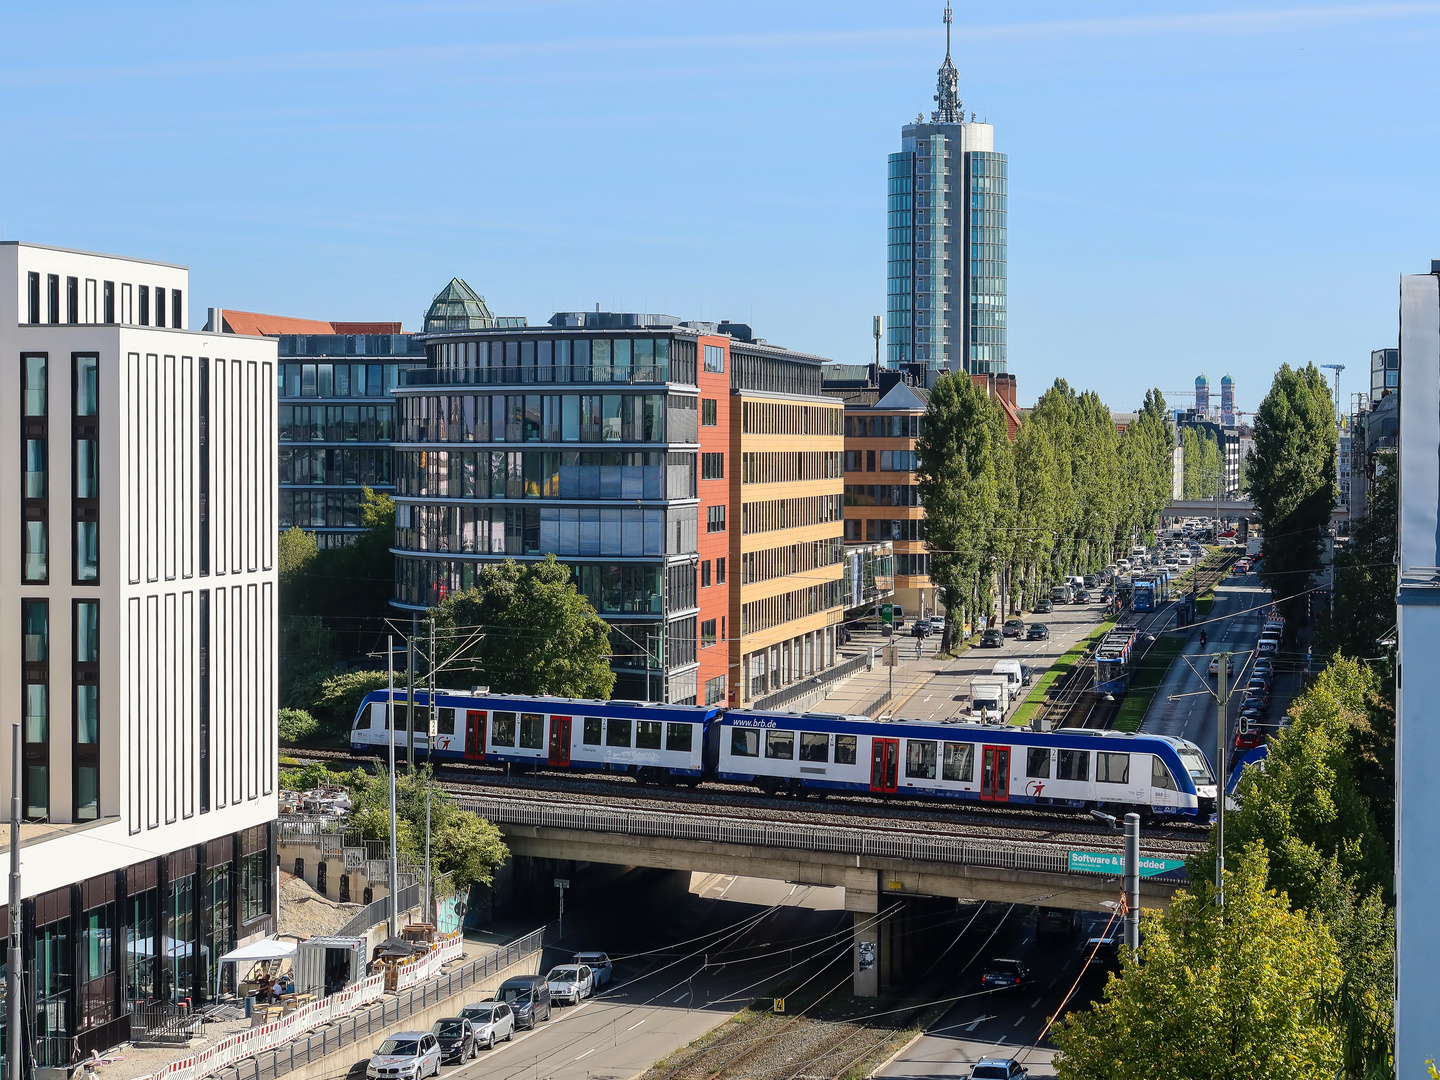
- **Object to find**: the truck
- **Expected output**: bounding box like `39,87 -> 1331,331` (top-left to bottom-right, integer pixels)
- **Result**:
969,678 -> 1011,723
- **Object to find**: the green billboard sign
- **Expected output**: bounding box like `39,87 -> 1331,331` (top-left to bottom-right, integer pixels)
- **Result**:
1068,850 -> 1187,877
881,603 -> 894,625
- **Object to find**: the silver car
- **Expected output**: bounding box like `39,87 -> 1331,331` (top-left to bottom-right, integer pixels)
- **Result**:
367,1032 -> 441,1080
545,964 -> 594,1005
458,1001 -> 515,1050
573,952 -> 614,989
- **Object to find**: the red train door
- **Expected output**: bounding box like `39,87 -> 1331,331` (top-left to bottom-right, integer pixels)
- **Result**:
870,738 -> 899,794
464,711 -> 486,761
549,716 -> 572,766
981,745 -> 1010,801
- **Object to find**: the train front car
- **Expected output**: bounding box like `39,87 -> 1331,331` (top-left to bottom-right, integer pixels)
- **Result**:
1094,626 -> 1140,695
350,690 -> 717,783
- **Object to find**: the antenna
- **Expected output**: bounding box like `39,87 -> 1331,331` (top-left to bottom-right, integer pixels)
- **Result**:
944,1 -> 953,57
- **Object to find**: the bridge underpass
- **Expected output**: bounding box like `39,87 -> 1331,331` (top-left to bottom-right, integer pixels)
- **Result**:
461,794 -> 1190,996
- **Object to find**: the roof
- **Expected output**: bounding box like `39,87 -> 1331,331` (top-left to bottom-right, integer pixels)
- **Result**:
425,278 -> 495,332
873,381 -> 928,411
332,321 -> 403,334
222,310 -> 335,336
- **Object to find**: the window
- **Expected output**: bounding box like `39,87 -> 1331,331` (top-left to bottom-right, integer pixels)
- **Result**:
103,281 -> 114,324
519,713 -> 544,749
701,619 -> 717,647
172,289 -> 183,329
704,344 -> 725,372
241,847 -> 269,922
701,561 -> 711,588
716,557 -> 726,583
943,742 -> 974,782
707,505 -> 726,533
799,732 -> 829,763
702,453 -> 724,480
731,728 -> 759,757
765,729 -> 794,760
666,723 -> 694,752
905,740 -> 937,780
1026,748 -> 1051,779
74,354 -> 99,583
701,398 -> 718,426
47,274 -> 59,323
704,676 -> 727,706
28,272 -> 40,324
74,600 -> 99,820
66,277 -> 78,324
491,712 -> 516,746
155,287 -> 166,327
138,284 -> 149,326
583,717 -> 603,745
606,717 -> 632,747
636,720 -> 663,750
23,353 -> 48,584
1057,749 -> 1089,781
1151,755 -> 1177,791
1097,752 -> 1130,784
835,735 -> 858,765
22,599 -> 49,820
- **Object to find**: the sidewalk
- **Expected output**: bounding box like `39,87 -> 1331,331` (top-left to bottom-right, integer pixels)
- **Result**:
818,630 -> 965,717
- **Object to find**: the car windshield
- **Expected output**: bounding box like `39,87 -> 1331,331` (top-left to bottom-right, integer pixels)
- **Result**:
378,1040 -> 420,1057
497,987 -> 531,1004
547,969 -> 577,983
462,1006 -> 494,1021
972,1068 -> 1011,1080
989,960 -> 1022,975
576,954 -> 605,964
1176,747 -> 1214,783
433,1022 -> 466,1037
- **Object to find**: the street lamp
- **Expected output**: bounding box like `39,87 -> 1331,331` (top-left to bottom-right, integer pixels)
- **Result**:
368,637 -> 410,939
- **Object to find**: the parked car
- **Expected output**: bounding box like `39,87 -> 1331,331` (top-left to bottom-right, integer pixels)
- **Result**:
980,958 -> 1029,994
980,628 -> 1003,648
431,1018 -> 477,1064
1234,726 -> 1264,752
1253,658 -> 1274,679
458,1001 -> 515,1050
969,1059 -> 1029,1080
1026,623 -> 1050,641
496,975 -> 551,1029
1003,617 -> 1025,637
368,1032 -> 441,1080
573,952 -> 613,989
545,964 -> 594,1005
1032,598 -> 1054,614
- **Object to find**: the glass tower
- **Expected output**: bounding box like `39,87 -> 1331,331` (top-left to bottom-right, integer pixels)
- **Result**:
886,4 -> 1007,374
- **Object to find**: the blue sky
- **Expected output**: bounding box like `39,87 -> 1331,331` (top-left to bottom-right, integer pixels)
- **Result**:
4,1 -> 1438,412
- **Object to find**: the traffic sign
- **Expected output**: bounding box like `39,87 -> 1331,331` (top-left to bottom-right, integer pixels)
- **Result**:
1068,850 -> 1186,877
554,878 -> 570,888
774,998 -> 785,1013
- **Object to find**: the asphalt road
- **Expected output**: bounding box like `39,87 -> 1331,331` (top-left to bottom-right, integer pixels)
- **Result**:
396,876 -> 851,1080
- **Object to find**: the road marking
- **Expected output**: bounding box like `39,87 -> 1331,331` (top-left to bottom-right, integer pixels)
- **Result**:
1031,997 -> 1042,1008
1014,1016 -> 1026,1027
574,1049 -> 597,1062
673,993 -> 689,1002
627,1019 -> 646,1030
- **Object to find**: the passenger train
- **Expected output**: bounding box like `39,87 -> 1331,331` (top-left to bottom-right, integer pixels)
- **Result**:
349,690 -> 1218,819
1094,625 -> 1141,694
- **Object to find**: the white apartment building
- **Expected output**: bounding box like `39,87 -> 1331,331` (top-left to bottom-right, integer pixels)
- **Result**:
0,242 -> 278,1065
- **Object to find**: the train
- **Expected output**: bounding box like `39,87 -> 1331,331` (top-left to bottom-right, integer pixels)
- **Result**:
1094,625 -> 1141,694
349,689 -> 1218,819
1131,570 -> 1172,613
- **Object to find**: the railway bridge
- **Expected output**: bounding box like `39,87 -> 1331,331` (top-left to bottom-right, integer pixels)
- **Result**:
461,793 -> 1194,995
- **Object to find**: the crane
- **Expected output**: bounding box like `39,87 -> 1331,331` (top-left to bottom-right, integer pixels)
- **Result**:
1319,364 -> 1345,418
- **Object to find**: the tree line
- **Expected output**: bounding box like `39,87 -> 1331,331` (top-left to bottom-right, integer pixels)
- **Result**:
915,376 -> 1175,649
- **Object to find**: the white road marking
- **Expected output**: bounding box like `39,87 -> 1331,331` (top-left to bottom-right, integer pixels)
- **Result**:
626,1020 -> 646,1031
1014,1016 -> 1026,1027
1030,997 -> 1042,1008
574,1049 -> 597,1061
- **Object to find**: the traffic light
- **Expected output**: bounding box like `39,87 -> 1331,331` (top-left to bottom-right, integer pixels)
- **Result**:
1237,715 -> 1250,735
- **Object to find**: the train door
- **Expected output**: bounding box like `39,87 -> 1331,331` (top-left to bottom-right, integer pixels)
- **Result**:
464,711 -> 486,761
981,745 -> 1010,802
870,738 -> 899,794
549,716 -> 572,767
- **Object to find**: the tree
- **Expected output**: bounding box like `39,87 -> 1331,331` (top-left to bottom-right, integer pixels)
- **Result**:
1322,451 -> 1396,661
1182,427 -> 1222,500
345,767 -> 509,891
309,669 -> 397,737
277,708 -> 319,744
1248,365 -> 1338,624
1053,844 -> 1343,1080
431,556 -> 615,698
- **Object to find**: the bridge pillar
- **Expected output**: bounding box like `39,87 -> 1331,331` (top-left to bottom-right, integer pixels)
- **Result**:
847,881 -> 881,997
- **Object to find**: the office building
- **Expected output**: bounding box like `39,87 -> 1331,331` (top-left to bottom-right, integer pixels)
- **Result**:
1371,347 -> 1399,400
1175,409 -> 1241,499
886,3 -> 1007,374
392,299 -> 845,706
0,242 -> 279,1064
1394,258 -> 1440,1080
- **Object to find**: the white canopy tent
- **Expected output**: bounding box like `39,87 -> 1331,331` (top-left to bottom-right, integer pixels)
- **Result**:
219,939 -> 297,966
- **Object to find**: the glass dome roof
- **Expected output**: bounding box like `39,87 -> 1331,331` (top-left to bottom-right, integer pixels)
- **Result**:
424,278 -> 495,332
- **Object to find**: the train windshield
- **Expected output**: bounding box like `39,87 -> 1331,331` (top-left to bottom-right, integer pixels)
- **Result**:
1176,747 -> 1213,785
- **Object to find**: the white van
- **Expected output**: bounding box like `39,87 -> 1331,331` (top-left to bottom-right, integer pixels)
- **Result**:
1131,546 -> 1146,558
991,659 -> 1023,695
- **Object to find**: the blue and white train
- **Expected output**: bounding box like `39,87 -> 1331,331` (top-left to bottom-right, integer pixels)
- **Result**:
1094,625 -> 1140,694
349,689 -> 1218,819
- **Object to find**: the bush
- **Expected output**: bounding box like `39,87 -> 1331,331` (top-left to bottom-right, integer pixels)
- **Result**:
278,708 -> 319,744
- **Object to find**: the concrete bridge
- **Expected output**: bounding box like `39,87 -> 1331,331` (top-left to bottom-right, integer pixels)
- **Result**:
461,794 -> 1193,996
1161,498 -> 1255,516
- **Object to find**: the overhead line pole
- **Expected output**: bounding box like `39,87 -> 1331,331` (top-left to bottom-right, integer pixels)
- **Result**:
387,637 -> 400,940
9,724 -> 23,1080
1215,652 -> 1229,908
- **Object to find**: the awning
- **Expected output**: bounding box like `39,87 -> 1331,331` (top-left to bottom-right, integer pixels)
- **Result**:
219,939 -> 298,965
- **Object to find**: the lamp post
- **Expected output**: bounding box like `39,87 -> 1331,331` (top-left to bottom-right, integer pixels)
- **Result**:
388,637 -> 401,938
9,724 -> 23,1080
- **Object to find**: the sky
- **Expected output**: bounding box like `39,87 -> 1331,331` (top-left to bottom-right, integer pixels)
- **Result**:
3,1 -> 1439,413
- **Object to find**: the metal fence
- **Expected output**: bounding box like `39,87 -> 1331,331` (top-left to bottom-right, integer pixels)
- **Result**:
131,1001 -> 205,1046
335,882 -> 423,938
751,651 -> 870,713
218,927 -> 549,1080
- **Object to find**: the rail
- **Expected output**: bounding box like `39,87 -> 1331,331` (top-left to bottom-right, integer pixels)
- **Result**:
336,882 -> 422,938
458,793 -> 1186,882
753,652 -> 870,713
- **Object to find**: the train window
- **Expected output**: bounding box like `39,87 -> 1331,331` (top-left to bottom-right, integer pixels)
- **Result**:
520,713 -> 545,749
636,721 -> 663,750
356,708 -> 371,730
584,717 -> 603,745
834,735 -> 858,765
1097,752 -> 1130,784
765,730 -> 794,759
437,709 -> 456,735
731,728 -> 759,757
799,732 -> 828,763
1026,748 -> 1051,779
1151,756 -> 1177,791
943,743 -> 973,782
392,705 -> 409,731
1057,749 -> 1089,781
905,740 -> 937,780
606,718 -> 633,747
492,712 -> 517,746
666,723 -> 693,752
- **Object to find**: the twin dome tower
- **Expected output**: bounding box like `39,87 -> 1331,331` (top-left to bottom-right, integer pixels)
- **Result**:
1194,374 -> 1236,426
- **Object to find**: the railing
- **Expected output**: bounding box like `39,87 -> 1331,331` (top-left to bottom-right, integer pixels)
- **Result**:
336,882 -> 422,938
403,365 -> 676,388
751,652 -> 869,713
859,690 -> 892,719
131,1000 -> 204,1046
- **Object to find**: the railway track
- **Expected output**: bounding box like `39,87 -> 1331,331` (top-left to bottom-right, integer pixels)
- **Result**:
280,745 -> 1208,853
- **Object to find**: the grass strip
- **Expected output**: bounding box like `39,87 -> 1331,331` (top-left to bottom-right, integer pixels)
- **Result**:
1113,634 -> 1188,732
1009,618 -> 1116,727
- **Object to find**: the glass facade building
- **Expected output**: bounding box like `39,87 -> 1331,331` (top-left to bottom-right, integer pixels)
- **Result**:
886,32 -> 1007,374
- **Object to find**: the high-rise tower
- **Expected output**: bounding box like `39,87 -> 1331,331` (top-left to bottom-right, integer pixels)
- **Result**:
886,3 -> 1007,374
